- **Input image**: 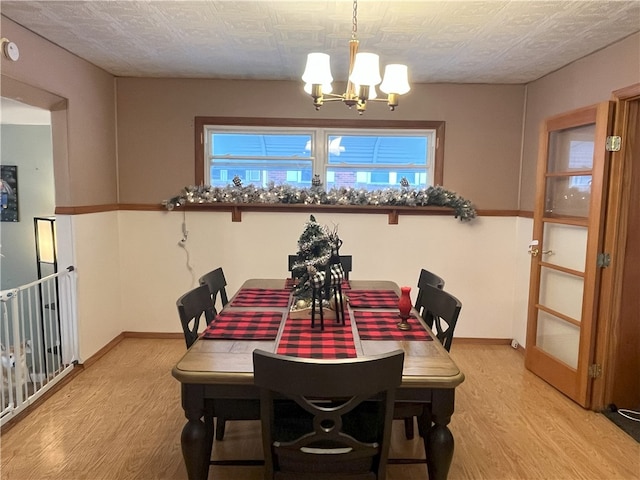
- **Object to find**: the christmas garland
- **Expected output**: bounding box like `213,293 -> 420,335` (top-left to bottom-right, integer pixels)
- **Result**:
163,182 -> 476,221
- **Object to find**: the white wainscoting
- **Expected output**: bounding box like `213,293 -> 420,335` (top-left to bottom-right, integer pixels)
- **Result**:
114,210 -> 530,342
62,210 -> 532,360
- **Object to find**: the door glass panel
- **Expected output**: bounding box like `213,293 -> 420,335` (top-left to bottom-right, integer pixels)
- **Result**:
547,124 -> 595,172
543,223 -> 587,272
545,175 -> 591,217
536,311 -> 579,369
539,267 -> 583,321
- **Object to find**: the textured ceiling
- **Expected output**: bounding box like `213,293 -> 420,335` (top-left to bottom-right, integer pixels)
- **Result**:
1,1 -> 639,84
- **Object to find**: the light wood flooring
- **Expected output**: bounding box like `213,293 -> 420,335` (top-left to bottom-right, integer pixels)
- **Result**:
1,339 -> 638,480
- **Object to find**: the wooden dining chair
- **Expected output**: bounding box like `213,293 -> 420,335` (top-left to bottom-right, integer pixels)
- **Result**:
198,267 -> 230,316
415,283 -> 461,352
253,349 -> 404,480
176,283 -> 260,443
288,254 -> 353,280
175,284 -> 217,453
416,268 -> 445,296
396,268 -> 446,440
176,284 -> 215,349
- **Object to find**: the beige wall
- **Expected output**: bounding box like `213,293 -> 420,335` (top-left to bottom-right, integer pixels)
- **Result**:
0,16 -> 117,207
1,17 -> 123,360
116,78 -> 525,210
519,32 -> 640,211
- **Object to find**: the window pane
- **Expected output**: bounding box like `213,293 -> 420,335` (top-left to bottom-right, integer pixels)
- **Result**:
211,133 -> 311,158
207,131 -> 313,187
210,161 -> 312,187
327,135 -> 427,165
326,167 -> 430,190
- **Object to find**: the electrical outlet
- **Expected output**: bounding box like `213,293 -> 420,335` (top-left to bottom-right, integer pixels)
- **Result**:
511,339 -> 519,349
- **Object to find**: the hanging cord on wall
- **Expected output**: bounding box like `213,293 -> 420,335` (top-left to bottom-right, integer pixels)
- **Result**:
177,210 -> 196,287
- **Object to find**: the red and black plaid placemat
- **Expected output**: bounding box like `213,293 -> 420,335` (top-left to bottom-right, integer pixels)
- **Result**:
353,311 -> 433,341
277,312 -> 357,359
284,278 -> 350,290
202,311 -> 283,340
230,288 -> 291,307
347,290 -> 399,309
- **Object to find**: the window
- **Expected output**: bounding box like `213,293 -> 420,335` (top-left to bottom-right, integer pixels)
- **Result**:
206,131 -> 313,188
196,118 -> 444,190
324,132 -> 432,190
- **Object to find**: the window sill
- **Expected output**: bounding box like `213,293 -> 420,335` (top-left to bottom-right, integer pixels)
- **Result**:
170,202 -> 457,224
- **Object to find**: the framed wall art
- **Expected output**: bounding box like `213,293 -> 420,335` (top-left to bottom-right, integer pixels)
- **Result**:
1,165 -> 19,222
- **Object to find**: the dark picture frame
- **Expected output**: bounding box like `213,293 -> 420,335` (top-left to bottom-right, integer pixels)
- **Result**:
1,165 -> 19,222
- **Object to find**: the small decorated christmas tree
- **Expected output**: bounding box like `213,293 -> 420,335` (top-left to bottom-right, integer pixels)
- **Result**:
291,215 -> 332,300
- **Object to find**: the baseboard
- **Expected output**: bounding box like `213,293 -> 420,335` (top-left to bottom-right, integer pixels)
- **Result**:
453,337 -> 525,354
453,338 -> 512,345
82,332 -> 125,368
122,331 -> 183,340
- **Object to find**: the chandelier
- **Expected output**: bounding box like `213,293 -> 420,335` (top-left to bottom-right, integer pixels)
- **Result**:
301,0 -> 410,114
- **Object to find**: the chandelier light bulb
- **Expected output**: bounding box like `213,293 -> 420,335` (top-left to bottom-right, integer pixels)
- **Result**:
304,82 -> 333,95
354,84 -> 377,100
379,64 -> 410,95
302,53 -> 333,85
349,52 -> 381,86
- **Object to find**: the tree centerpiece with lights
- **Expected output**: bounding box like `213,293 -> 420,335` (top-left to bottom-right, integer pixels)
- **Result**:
290,215 -> 343,318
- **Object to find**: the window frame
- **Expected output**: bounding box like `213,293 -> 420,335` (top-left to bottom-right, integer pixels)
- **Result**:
195,117 -> 445,188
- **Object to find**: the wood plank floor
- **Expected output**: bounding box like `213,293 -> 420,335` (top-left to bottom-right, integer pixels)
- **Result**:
1,339 -> 638,480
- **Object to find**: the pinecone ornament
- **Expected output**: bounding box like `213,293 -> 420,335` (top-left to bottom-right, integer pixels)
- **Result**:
232,175 -> 242,187
400,177 -> 410,188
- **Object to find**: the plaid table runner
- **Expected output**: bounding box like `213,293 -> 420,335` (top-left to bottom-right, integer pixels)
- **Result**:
285,278 -> 350,290
353,311 -> 433,341
277,312 -> 357,359
202,311 -> 282,340
230,288 -> 291,307
348,290 -> 399,309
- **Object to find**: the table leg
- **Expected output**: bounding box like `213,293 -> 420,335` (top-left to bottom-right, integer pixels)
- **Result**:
424,389 -> 455,480
181,384 -> 213,480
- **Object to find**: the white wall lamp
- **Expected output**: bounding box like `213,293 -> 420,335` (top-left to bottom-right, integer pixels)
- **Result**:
301,0 -> 410,114
0,38 -> 19,62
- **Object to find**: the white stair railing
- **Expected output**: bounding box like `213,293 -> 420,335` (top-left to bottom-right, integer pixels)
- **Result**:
1,267 -> 78,425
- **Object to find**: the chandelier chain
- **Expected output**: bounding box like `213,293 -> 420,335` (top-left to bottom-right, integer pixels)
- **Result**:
352,0 -> 358,39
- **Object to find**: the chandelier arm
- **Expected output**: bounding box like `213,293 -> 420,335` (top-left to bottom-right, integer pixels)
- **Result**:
321,96 -> 349,102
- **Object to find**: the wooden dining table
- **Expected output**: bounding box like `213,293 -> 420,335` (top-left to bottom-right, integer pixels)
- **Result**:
172,278 -> 465,480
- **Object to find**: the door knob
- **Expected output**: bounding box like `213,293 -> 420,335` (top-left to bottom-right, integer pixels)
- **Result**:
528,248 -> 553,257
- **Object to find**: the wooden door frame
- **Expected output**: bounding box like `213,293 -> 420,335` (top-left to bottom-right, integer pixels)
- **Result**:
591,83 -> 640,410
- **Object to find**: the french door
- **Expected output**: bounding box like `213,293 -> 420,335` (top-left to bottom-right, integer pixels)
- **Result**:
525,102 -> 614,407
